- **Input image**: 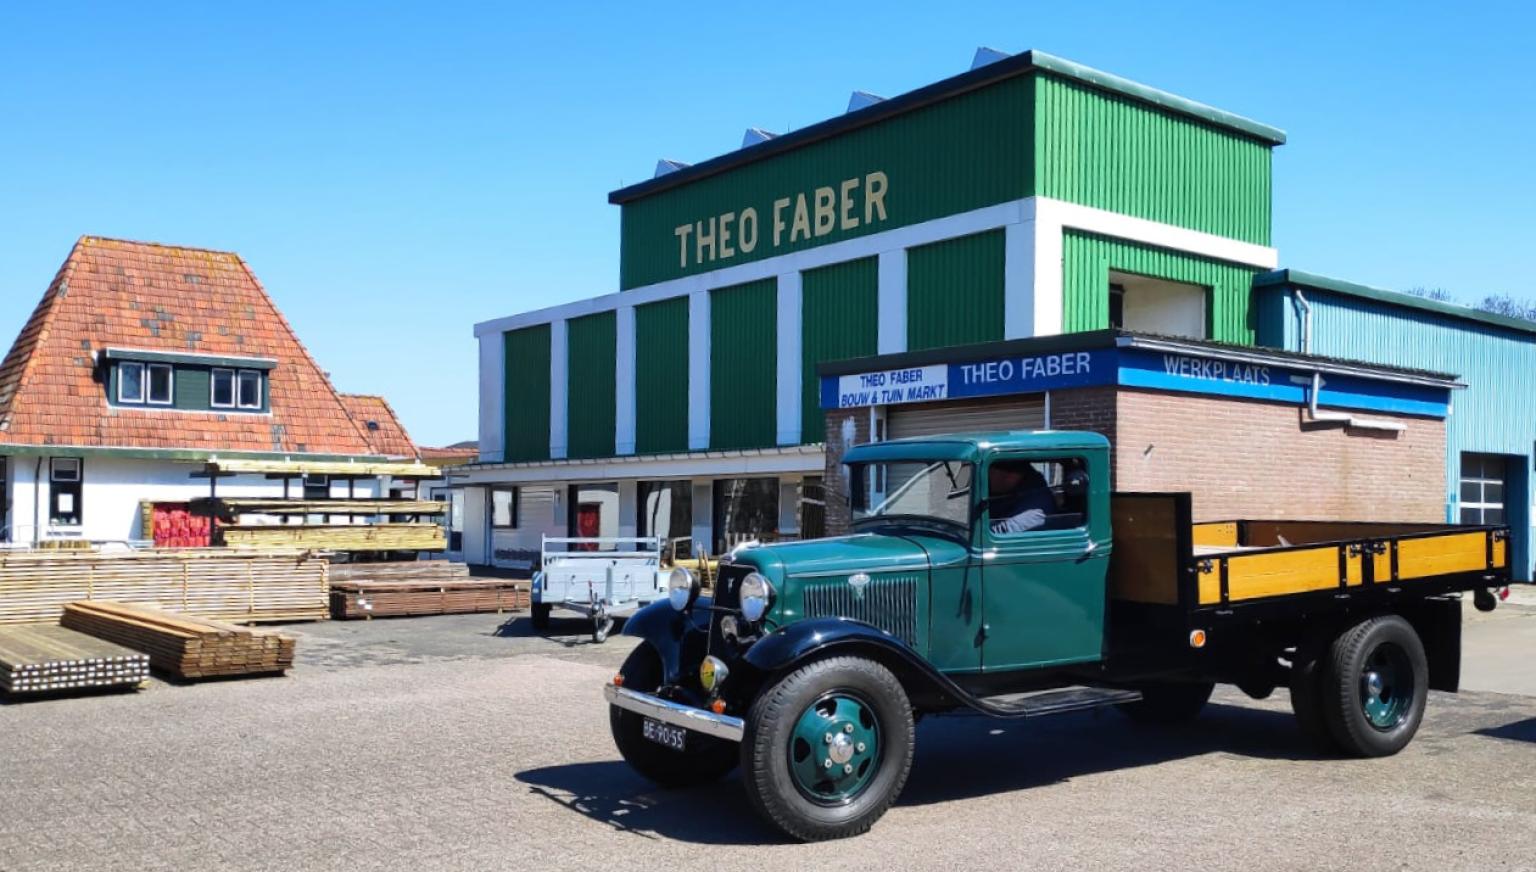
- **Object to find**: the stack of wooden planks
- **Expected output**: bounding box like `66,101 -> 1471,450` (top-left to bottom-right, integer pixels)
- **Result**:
61,601 -> 295,679
329,561 -> 471,584
0,548 -> 329,625
0,624 -> 149,694
330,576 -> 528,619
221,523 -> 446,552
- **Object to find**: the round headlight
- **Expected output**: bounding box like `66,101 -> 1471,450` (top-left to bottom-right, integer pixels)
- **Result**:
667,567 -> 699,611
739,572 -> 774,623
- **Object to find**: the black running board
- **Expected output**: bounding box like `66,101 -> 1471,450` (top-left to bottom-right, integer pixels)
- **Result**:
970,686 -> 1142,719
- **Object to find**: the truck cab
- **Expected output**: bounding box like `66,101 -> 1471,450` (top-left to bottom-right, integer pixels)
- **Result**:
604,430 -> 1509,842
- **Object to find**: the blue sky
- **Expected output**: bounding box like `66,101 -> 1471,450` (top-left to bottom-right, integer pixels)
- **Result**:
1,2 -> 1531,446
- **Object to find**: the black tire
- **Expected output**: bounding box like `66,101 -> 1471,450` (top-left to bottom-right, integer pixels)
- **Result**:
741,656 -> 915,842
1322,615 -> 1429,758
609,644 -> 737,788
1290,643 -> 1340,753
1117,681 -> 1215,724
530,603 -> 551,631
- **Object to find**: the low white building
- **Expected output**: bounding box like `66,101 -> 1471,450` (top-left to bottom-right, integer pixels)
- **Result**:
0,236 -> 420,546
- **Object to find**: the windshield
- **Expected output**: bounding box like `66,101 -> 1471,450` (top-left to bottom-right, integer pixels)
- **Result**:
849,460 -> 974,528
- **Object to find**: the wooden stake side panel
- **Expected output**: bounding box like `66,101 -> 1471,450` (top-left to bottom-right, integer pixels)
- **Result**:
1210,546 -> 1358,605
1396,532 -> 1496,580
1191,522 -> 1238,548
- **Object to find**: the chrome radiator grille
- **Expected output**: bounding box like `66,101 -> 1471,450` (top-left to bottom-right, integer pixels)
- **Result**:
800,574 -> 919,646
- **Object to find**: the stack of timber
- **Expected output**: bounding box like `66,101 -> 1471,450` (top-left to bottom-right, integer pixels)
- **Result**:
0,624 -> 149,694
329,561 -> 472,584
0,548 -> 329,625
191,498 -> 447,518
330,571 -> 528,619
61,602 -> 295,679
220,523 -> 446,552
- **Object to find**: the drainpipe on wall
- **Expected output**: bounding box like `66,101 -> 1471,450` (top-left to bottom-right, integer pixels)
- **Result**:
32,456 -> 42,548
1294,289 -> 1405,433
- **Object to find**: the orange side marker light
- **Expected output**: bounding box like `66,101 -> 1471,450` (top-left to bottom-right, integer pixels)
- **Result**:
1189,629 -> 1208,649
710,699 -> 728,715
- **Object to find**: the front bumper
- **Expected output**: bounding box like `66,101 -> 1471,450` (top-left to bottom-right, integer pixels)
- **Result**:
603,683 -> 744,742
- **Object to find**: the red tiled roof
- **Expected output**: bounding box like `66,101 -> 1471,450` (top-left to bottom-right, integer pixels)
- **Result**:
340,393 -> 417,459
0,236 -> 380,456
419,445 -> 477,467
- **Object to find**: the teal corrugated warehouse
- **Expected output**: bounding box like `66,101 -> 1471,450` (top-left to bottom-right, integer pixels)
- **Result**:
1256,269 -> 1536,581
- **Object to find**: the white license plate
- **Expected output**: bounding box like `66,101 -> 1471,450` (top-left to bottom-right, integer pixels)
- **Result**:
642,717 -> 687,751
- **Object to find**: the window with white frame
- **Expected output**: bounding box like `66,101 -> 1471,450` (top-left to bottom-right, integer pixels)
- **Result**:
1460,454 -> 1506,525
49,457 -> 83,526
117,361 -> 145,403
237,369 -> 262,409
211,368 -> 236,408
146,363 -> 173,405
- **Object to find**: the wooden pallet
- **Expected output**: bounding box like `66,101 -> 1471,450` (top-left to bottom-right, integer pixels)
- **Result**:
60,601 -> 295,679
0,548 -> 329,625
221,524 -> 446,552
0,624 -> 149,694
328,561 -> 471,583
329,579 -> 529,619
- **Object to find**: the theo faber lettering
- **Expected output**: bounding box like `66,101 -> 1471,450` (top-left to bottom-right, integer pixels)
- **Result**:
958,352 -> 1093,387
674,171 -> 889,269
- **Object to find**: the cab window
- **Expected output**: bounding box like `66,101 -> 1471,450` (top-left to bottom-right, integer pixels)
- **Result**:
986,457 -> 1089,536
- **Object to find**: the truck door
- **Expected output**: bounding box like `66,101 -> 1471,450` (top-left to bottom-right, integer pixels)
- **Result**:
979,453 -> 1109,671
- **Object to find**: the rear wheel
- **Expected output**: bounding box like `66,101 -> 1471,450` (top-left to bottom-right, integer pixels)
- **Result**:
1321,616 -> 1428,757
1117,681 -> 1214,724
742,656 -> 915,842
609,644 -> 738,787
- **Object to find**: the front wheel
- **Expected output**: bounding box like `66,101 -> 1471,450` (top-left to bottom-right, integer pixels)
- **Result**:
609,644 -> 738,787
741,656 -> 915,842
1322,615 -> 1429,757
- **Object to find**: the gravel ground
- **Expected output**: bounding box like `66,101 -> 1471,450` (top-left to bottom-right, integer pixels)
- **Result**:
1,609 -> 1534,872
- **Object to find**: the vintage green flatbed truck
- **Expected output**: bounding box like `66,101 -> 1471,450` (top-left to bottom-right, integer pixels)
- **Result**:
604,431 -> 1511,841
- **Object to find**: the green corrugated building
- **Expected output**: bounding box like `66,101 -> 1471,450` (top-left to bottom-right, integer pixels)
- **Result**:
458,48 -> 1287,568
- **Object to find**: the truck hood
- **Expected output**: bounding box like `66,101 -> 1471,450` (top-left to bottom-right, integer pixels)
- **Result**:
733,532 -> 935,578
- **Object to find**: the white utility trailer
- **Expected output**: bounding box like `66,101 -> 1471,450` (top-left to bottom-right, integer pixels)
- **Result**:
530,536 -> 669,642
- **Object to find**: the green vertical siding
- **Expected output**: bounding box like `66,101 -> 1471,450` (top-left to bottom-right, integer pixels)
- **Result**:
1036,74 -> 1273,246
634,297 -> 690,454
906,230 -> 1006,351
1061,230 -> 1259,343
565,311 -> 616,459
503,324 -> 551,462
801,258 -> 879,442
619,76 -> 1034,289
710,278 -> 777,450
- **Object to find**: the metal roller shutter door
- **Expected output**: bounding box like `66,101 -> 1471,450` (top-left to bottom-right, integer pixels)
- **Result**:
886,396 -> 1046,440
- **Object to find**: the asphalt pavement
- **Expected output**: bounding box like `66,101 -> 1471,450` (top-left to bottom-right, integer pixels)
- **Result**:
1,607 -> 1534,872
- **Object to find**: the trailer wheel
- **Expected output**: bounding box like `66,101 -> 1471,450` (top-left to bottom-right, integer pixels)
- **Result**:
1117,681 -> 1214,724
1323,616 -> 1429,758
609,644 -> 737,787
742,656 -> 915,842
530,603 -> 552,631
1289,644 -> 1340,753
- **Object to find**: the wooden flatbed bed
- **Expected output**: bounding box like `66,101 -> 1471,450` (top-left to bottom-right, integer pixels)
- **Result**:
1110,493 -> 1509,617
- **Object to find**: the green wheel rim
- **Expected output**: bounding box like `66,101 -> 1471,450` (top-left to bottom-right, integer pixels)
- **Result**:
787,691 -> 880,805
1360,642 -> 1414,730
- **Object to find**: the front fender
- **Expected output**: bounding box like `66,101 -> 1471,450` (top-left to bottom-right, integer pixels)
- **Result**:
621,597 -> 712,685
732,617 -> 965,711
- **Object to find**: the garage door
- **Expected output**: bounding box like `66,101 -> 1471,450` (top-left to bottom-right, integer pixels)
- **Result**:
887,396 -> 1046,441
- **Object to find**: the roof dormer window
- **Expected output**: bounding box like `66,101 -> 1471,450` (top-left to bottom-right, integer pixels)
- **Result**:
116,361 -> 173,406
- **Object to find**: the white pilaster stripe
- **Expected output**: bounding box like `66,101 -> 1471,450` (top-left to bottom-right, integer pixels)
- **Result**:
776,272 -> 803,446
1003,218 -> 1036,340
548,319 -> 568,460
876,249 -> 907,355
688,291 -> 711,450
614,305 -> 636,455
1035,197 -> 1279,271
1032,220 -> 1065,337
477,333 -> 505,463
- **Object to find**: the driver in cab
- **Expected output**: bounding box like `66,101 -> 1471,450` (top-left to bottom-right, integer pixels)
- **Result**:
988,462 -> 1058,534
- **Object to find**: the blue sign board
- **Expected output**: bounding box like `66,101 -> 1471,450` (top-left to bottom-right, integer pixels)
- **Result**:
821,346 -> 1449,419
